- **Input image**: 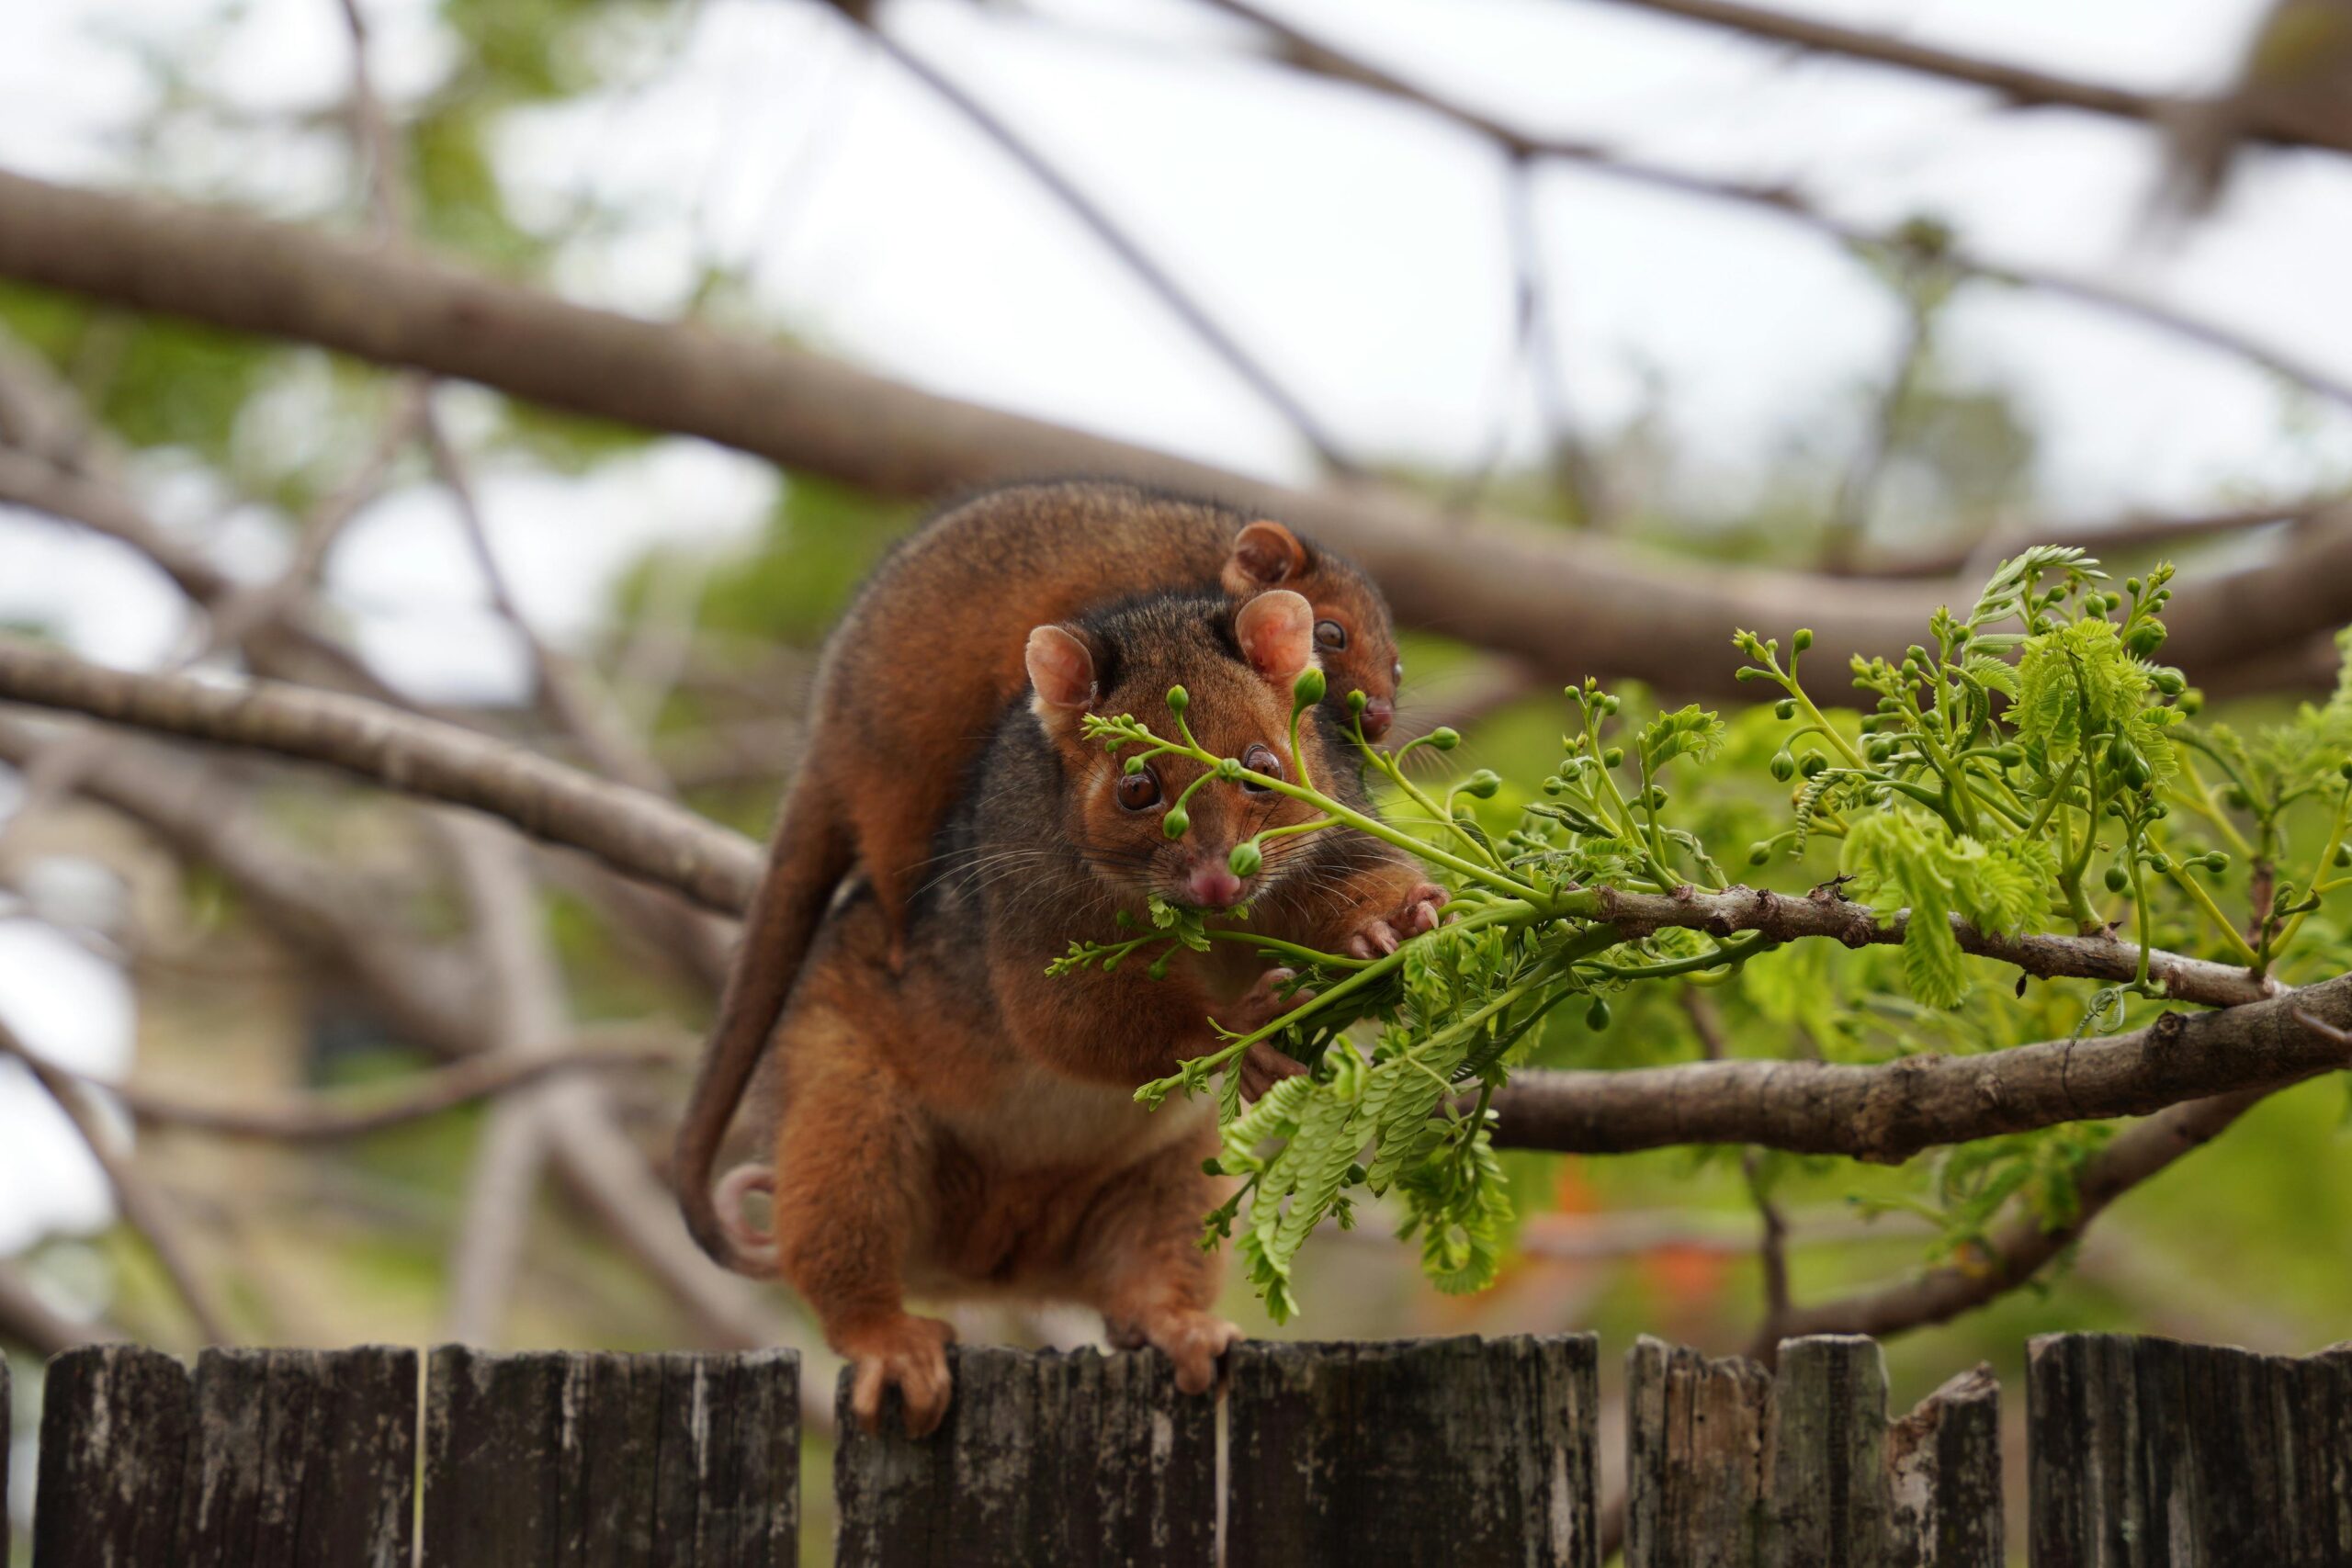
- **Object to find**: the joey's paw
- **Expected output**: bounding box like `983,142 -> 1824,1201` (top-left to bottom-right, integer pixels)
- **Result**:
839,1314 -> 957,1438
1221,967 -> 1310,1037
1238,1041 -> 1306,1102
1139,1310 -> 1242,1396
1344,883 -> 1450,960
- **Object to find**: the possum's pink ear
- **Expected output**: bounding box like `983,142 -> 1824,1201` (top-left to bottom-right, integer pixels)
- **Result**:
1025,625 -> 1098,715
1223,520 -> 1308,593
1234,590 -> 1317,685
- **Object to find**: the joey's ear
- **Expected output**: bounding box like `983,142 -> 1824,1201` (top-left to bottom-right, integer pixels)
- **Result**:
1222,520 -> 1309,593
1233,589 -> 1317,685
1025,625 -> 1098,719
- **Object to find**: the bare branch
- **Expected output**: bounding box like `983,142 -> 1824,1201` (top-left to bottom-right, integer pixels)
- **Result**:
1199,0 -> 2352,419
0,1259 -> 118,1356
89,1028 -> 684,1144
0,637 -> 762,913
0,1019 -> 235,1343
1767,1080 -> 2274,1345
1491,972 -> 2352,1161
1850,497 -> 2352,581
1573,0 -> 2352,156
853,16 -> 1359,473
6,168 -> 2349,695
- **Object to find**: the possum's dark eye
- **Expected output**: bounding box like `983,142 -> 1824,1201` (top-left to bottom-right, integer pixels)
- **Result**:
1241,745 -> 1283,792
1314,619 -> 1347,651
1115,768 -> 1163,811
1392,659 -> 1404,685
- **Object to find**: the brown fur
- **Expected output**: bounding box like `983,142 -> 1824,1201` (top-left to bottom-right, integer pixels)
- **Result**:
724,592 -> 1440,1434
675,480 -> 1405,1267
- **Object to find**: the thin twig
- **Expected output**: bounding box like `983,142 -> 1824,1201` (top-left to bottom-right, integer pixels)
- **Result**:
1198,0 -> 2352,417
850,13 -> 1360,474
0,1019 -> 235,1344
1577,0 -> 2352,156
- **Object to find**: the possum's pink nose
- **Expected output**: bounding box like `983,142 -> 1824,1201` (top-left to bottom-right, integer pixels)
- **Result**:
1186,863 -> 1245,908
1360,697 -> 1396,740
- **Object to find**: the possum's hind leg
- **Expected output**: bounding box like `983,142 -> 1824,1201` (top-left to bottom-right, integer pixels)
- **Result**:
767,1002 -> 957,1437
1075,1132 -> 1240,1396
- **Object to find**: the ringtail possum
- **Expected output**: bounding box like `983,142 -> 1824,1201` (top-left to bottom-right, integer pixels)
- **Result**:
713,589 -> 1442,1434
676,480 -> 1407,1269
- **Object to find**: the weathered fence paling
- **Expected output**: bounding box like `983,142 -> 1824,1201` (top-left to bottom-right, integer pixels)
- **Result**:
20,1331 -> 2352,1564
423,1346 -> 800,1568
1625,1334 -> 2003,1568
831,1345 -> 1213,1568
2029,1331 -> 2352,1567
32,1344 -> 416,1568
1226,1335 -> 1600,1568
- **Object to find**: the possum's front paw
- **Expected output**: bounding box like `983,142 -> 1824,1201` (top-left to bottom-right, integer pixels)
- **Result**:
1344,882 -> 1449,959
839,1314 -> 957,1438
1132,1308 -> 1242,1395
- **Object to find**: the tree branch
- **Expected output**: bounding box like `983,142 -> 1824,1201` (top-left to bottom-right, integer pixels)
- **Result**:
1490,973 -> 2351,1161
854,16 -> 1358,473
0,635 -> 762,913
1198,0 -> 2352,418
5,168 -> 2349,696
0,1019 -> 236,1344
0,1259 -> 117,1356
86,1028 -> 684,1144
1572,0 -> 2352,156
1764,1080 -> 2274,1346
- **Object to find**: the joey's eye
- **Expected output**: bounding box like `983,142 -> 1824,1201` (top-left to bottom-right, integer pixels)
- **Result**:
1392,659 -> 1404,685
1241,745 -> 1283,792
1115,768 -> 1163,812
1314,618 -> 1347,652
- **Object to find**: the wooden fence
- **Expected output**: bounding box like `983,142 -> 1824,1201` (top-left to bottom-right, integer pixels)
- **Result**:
12,1331 -> 2352,1565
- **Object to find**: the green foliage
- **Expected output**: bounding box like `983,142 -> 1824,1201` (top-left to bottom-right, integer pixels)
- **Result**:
1055,550 -> 2352,1316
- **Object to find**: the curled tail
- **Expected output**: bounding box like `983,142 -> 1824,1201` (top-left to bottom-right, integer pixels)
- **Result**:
674,773 -> 852,1273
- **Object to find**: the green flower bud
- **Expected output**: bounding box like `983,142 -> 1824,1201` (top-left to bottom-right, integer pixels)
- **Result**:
2333,842 -> 2350,868
1148,955 -> 1170,981
2178,689 -> 2203,715
1994,745 -> 2025,767
2125,577 -> 2142,594
2224,786 -> 2251,810
1125,756 -> 1148,774
2152,667 -> 2186,695
1774,698 -> 1798,720
1602,746 -> 1624,769
1585,997 -> 1611,1031
1348,688 -> 1369,715
2146,852 -> 2174,875
1163,807 -> 1190,840
1793,628 -> 1814,652
2202,852 -> 2230,874
1216,756 -> 1243,780
1166,684 -> 1189,714
2340,761 -> 2352,783
1346,1162 -> 1370,1185
1462,769 -> 1502,799
1293,667 -> 1328,707
2126,624 -> 2166,657
1769,750 -> 1796,782
1201,1157 -> 1224,1177
1865,737 -> 1895,764
1906,644 -> 1929,666
1115,909 -> 1136,929
2104,864 -> 2131,894
1228,840 -> 1263,877
1645,785 -> 1669,807
1430,726 -> 1462,750
1799,752 -> 1827,778
1747,841 -> 1773,866
2122,754 -> 2152,790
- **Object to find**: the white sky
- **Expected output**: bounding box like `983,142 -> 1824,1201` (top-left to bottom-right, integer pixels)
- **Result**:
0,0 -> 2349,1252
